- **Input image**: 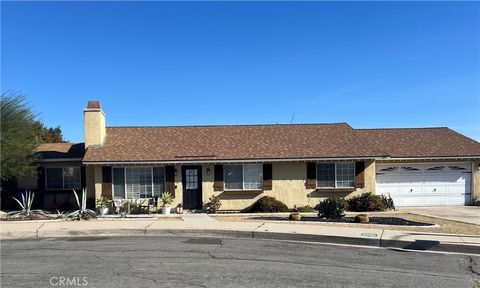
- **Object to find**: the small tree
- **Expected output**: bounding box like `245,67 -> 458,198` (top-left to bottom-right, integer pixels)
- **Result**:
0,92 -> 38,181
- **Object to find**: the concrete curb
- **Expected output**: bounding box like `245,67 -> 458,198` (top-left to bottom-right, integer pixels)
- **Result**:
2,228 -> 479,255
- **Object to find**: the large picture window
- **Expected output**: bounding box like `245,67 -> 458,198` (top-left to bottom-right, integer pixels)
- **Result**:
224,164 -> 263,190
112,167 -> 165,199
46,167 -> 81,190
317,162 -> 355,188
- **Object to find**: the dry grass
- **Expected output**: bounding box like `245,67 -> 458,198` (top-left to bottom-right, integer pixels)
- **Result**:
213,212 -> 480,236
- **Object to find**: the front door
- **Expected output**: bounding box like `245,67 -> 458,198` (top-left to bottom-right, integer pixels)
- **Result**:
182,166 -> 203,209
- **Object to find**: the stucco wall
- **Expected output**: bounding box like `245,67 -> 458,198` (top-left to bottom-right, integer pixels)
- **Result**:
203,160 -> 376,211
473,160 -> 480,201
84,109 -> 106,148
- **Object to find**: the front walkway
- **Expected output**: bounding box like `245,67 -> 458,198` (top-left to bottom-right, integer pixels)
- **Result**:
400,206 -> 480,225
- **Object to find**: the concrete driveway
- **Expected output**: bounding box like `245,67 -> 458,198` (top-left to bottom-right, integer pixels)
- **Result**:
400,206 -> 480,225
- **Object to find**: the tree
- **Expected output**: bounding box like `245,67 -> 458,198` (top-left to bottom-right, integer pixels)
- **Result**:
33,121 -> 64,143
0,92 -> 38,181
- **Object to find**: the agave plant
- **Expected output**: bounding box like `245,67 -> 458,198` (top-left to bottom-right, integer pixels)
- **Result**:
6,191 -> 46,219
65,189 -> 97,220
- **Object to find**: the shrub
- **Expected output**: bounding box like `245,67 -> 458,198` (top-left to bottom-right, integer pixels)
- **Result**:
296,205 -> 316,213
347,193 -> 387,212
6,191 -> 46,220
250,196 -> 289,213
289,212 -> 301,221
354,214 -> 369,223
381,194 -> 395,210
315,197 -> 347,219
65,189 -> 96,220
204,196 -> 221,214
160,192 -> 174,206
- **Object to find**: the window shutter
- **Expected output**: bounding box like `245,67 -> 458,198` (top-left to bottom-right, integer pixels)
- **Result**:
306,162 -> 317,189
355,161 -> 365,188
213,164 -> 224,191
101,166 -> 112,198
37,167 -> 46,191
81,166 -> 86,189
263,164 -> 272,190
165,166 -> 175,196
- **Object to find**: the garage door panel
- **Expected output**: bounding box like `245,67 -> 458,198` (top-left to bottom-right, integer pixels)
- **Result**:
375,162 -> 471,207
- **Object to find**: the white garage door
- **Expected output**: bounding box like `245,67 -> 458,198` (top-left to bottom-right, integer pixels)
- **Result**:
376,163 -> 472,206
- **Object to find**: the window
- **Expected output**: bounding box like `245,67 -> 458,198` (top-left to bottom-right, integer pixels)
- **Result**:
316,162 -> 355,188
113,167 -> 165,199
46,167 -> 81,190
224,164 -> 263,190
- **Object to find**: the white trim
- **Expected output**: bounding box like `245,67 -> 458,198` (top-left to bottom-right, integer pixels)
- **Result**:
316,162 -> 355,189
83,157 -> 381,165
224,163 -> 263,191
382,156 -> 480,161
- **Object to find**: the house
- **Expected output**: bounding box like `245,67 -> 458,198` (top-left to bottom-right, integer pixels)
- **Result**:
22,101 -> 480,211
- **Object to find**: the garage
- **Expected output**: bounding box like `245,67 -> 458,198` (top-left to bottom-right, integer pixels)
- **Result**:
376,163 -> 472,206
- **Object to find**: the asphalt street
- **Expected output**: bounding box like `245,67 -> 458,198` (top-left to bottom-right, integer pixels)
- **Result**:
1,236 -> 479,288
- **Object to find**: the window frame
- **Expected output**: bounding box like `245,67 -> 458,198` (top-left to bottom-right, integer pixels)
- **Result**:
112,166 -> 166,199
224,163 -> 263,191
316,162 -> 355,189
45,166 -> 82,190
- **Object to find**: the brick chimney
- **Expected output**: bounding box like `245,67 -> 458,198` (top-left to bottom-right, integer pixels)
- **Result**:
84,100 -> 106,147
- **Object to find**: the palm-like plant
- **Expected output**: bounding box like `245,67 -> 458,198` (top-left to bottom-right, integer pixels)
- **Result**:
65,188 -> 97,220
6,191 -> 45,219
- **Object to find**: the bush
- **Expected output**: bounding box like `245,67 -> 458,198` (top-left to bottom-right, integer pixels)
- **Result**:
381,194 -> 395,210
296,205 -> 316,213
347,193 -> 387,212
315,197 -> 347,219
204,196 -> 221,214
354,214 -> 369,223
250,196 -> 289,213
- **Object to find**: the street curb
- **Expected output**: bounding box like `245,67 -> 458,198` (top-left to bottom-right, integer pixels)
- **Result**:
3,228 -> 479,255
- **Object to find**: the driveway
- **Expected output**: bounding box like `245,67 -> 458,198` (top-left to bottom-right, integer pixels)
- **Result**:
400,206 -> 480,225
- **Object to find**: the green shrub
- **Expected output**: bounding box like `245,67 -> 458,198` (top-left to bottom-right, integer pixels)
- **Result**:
204,196 -> 221,214
347,192 -> 386,212
381,194 -> 395,210
354,214 -> 369,223
315,197 -> 347,219
250,196 -> 289,213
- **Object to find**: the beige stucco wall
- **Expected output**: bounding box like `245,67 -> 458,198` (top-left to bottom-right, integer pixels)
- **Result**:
203,160 -> 376,211
84,109 -> 106,148
473,160 -> 480,201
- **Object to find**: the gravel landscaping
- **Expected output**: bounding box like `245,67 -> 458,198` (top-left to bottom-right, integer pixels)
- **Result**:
213,212 -> 480,236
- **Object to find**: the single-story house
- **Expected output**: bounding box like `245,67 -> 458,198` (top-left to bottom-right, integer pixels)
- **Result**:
21,101 -> 480,211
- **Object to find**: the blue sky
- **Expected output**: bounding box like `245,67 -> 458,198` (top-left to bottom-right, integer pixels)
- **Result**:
2,1 -> 479,142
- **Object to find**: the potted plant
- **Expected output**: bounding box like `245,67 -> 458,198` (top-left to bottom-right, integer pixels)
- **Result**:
96,196 -> 111,216
289,205 -> 301,221
160,192 -> 174,214
176,203 -> 183,214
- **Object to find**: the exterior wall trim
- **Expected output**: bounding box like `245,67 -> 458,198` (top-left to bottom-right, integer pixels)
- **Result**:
83,157 -> 382,165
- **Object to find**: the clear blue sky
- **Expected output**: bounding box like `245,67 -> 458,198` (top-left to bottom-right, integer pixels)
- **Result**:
2,1 -> 479,142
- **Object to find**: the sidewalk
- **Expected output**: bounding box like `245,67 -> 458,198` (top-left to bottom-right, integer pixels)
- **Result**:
1,217 -> 479,254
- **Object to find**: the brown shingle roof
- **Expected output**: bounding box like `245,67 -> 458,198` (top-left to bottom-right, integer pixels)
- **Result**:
83,123 -> 387,162
356,128 -> 480,158
37,143 -> 85,160
82,124 -> 480,163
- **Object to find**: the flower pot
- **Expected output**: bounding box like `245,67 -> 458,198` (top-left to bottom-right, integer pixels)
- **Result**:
99,207 -> 109,216
176,206 -> 183,214
162,206 -> 171,214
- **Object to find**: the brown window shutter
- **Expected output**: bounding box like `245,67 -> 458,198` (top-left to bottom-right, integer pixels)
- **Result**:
213,164 -> 224,191
165,166 -> 176,196
37,167 -> 46,191
306,162 -> 317,189
101,166 -> 112,198
355,161 -> 365,188
263,163 -> 272,190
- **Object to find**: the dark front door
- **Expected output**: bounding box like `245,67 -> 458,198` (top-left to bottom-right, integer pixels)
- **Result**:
182,166 -> 203,209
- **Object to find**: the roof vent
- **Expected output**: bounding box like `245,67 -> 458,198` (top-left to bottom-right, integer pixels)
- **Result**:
87,101 -> 101,109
